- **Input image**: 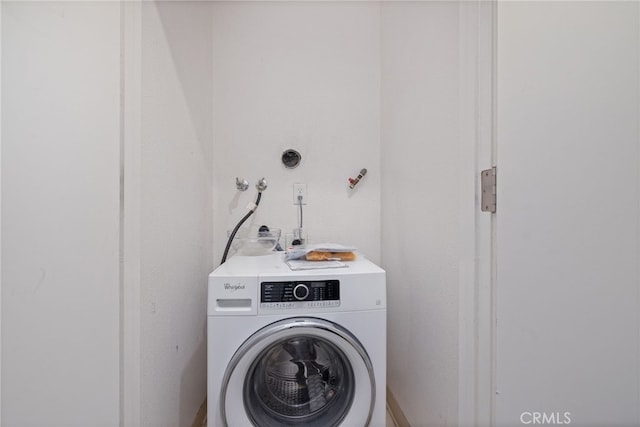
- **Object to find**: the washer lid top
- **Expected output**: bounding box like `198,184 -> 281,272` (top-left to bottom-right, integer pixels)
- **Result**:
209,253 -> 384,278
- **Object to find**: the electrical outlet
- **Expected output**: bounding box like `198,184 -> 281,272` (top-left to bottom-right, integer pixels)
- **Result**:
293,183 -> 307,205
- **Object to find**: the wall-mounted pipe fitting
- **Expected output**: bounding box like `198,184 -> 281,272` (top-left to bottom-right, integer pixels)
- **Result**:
348,168 -> 367,189
282,149 -> 302,169
236,177 -> 249,191
256,177 -> 268,192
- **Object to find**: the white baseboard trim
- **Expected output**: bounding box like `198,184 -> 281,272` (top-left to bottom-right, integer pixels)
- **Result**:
386,387 -> 410,427
192,397 -> 207,427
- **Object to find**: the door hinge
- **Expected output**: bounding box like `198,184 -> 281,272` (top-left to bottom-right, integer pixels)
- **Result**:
481,166 -> 497,213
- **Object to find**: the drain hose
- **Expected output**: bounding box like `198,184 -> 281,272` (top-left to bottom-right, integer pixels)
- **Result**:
220,191 -> 262,264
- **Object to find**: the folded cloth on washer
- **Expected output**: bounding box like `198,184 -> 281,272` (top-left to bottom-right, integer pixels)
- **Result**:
286,260 -> 348,271
285,243 -> 357,261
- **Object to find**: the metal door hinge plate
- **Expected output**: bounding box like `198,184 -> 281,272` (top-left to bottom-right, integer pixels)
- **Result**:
481,167 -> 497,213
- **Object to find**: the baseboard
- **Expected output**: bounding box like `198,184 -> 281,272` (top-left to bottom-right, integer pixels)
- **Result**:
191,397 -> 207,427
386,387 -> 411,427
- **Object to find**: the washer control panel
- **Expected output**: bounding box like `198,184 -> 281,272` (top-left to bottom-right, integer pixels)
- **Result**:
261,280 -> 340,309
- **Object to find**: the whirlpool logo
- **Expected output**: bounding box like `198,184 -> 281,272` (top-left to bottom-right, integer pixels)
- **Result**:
224,283 -> 245,292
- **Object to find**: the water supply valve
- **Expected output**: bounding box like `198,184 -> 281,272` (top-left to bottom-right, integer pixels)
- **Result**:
236,177 -> 249,191
348,168 -> 367,189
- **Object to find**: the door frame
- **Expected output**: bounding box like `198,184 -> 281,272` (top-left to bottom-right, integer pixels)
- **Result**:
0,3 -> 4,425
121,1 -> 143,426
457,1 -> 496,426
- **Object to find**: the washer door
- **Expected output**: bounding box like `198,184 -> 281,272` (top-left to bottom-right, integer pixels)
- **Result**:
220,317 -> 376,427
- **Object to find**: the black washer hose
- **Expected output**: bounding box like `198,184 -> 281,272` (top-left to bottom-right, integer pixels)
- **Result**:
220,192 -> 262,264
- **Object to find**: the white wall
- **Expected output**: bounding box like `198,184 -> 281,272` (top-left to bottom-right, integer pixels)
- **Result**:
2,2 -> 214,426
1,2 -> 467,426
210,4 -> 462,426
140,2 -> 213,426
210,1 -> 381,266
1,2 -> 121,425
381,2 -> 461,426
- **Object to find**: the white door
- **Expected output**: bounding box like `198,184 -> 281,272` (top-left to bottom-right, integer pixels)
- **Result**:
495,2 -> 640,426
220,317 -> 376,427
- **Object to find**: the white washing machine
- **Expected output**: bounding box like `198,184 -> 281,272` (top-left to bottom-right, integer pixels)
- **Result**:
207,253 -> 386,427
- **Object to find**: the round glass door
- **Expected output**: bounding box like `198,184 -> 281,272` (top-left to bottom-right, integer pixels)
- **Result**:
221,317 -> 375,427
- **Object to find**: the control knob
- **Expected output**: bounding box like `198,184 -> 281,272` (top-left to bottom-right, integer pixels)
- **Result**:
293,283 -> 310,301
